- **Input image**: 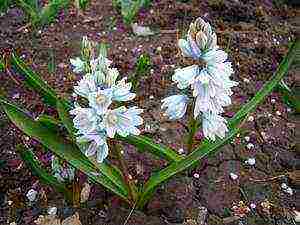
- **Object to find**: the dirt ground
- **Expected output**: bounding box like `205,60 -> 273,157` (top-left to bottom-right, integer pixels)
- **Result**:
0,0 -> 299,224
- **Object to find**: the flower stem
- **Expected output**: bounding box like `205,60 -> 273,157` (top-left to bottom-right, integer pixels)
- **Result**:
187,103 -> 198,153
112,141 -> 137,204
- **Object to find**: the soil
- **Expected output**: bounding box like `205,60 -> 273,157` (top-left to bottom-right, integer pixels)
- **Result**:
0,0 -> 299,225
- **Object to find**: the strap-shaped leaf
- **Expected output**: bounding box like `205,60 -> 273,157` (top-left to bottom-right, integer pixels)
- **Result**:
136,39 -> 299,209
16,144 -> 73,202
0,98 -> 130,202
117,135 -> 183,162
56,100 -> 76,140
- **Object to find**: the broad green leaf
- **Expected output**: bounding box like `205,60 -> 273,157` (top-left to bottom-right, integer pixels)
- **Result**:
117,135 -> 183,162
11,53 -> 58,106
36,114 -> 60,132
16,144 -> 72,202
57,100 -> 76,140
136,39 -> 299,209
0,98 -> 130,202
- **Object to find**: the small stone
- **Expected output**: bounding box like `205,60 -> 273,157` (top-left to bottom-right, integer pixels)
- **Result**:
10,222 -> 17,225
230,173 -> 238,180
250,203 -> 256,209
244,136 -> 250,142
246,143 -> 254,150
276,111 -> 281,116
243,78 -> 250,83
193,173 -> 200,179
285,187 -> 293,195
271,98 -> 276,103
178,148 -> 185,154
157,46 -> 162,52
247,116 -> 254,122
245,158 -> 256,166
8,200 -> 13,206
150,69 -> 154,74
149,95 -> 154,99
26,189 -> 38,202
47,206 -> 57,215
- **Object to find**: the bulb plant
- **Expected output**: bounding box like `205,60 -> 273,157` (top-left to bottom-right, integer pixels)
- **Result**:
0,18 -> 298,209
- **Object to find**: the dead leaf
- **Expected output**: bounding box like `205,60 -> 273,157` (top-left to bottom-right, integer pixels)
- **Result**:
131,23 -> 154,36
288,170 -> 300,185
35,215 -> 61,225
62,212 -> 82,225
80,182 -> 91,203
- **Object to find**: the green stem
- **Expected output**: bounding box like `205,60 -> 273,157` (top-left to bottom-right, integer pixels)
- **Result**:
112,141 -> 137,204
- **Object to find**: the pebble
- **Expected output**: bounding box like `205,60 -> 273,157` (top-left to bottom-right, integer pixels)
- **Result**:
178,148 -> 185,154
276,110 -> 281,116
193,173 -> 200,179
247,116 -> 254,122
271,98 -> 276,103
26,189 -> 38,202
47,206 -> 58,215
245,158 -> 256,166
246,143 -> 254,150
244,136 -> 250,142
250,203 -> 256,209
230,173 -> 238,180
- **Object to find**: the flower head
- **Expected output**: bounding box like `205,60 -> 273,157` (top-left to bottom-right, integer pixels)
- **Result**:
202,112 -> 228,141
161,95 -> 189,120
70,37 -> 143,163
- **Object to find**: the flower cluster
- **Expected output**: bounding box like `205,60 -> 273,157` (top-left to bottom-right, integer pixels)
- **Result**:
70,37 -> 143,163
161,18 -> 238,141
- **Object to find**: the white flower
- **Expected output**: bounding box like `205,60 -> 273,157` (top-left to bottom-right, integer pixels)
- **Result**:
88,88 -> 113,115
86,139 -> 109,163
26,189 -> 38,202
161,95 -> 189,120
202,112 -> 228,141
172,65 -> 200,89
112,77 -> 136,101
103,106 -> 143,138
70,57 -> 85,73
74,75 -> 97,98
70,106 -> 98,134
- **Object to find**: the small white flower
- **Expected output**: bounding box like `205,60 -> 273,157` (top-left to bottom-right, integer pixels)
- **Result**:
178,148 -> 185,154
245,158 -> 256,166
88,88 -> 113,115
230,172 -> 238,180
246,143 -> 254,150
70,106 -> 98,134
103,106 -> 143,138
74,75 -> 97,98
112,77 -> 136,101
70,57 -> 85,73
248,116 -> 254,122
276,110 -> 281,116
172,65 -> 200,89
26,189 -> 38,202
202,112 -> 228,141
161,95 -> 189,120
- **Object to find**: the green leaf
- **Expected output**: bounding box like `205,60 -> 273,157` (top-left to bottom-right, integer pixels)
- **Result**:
0,98 -> 130,202
11,53 -> 58,106
36,114 -> 60,132
136,39 -> 300,209
15,0 -> 39,24
57,99 -> 76,140
117,135 -> 183,162
38,0 -> 70,26
16,144 -> 73,202
276,81 -> 300,113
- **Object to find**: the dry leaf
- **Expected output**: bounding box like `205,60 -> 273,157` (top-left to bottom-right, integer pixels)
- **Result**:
131,23 -> 154,36
62,212 -> 82,225
288,170 -> 300,185
80,182 -> 91,203
35,215 -> 61,225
